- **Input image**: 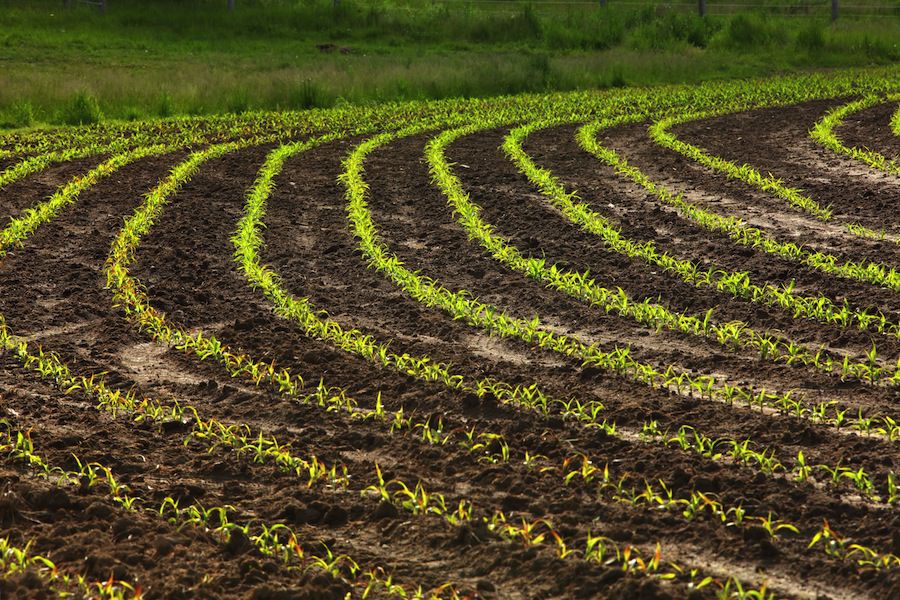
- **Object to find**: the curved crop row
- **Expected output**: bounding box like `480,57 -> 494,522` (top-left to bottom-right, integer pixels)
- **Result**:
810,94 -> 900,176
648,108 -> 899,244
578,121 -> 900,312
505,118 -> 900,369
428,123 -> 894,386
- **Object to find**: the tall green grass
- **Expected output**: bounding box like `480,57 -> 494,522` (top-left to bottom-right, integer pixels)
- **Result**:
1,0 -> 898,127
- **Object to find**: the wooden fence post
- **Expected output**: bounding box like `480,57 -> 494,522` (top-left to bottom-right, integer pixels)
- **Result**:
698,0 -> 706,17
831,0 -> 839,20
228,0 -> 235,11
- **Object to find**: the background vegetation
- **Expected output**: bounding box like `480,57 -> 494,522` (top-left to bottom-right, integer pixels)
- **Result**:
0,0 -> 898,127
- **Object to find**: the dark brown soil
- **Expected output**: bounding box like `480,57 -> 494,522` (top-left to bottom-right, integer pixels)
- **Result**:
836,101 -> 900,161
1,101 -> 900,599
671,99 -> 900,231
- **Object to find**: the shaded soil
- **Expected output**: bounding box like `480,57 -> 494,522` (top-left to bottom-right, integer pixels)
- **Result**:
0,156 -> 105,229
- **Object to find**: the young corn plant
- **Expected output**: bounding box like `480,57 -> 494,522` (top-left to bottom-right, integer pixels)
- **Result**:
431,123 -> 891,391
342,121 -> 900,457
578,118 -> 900,302
810,93 -> 900,176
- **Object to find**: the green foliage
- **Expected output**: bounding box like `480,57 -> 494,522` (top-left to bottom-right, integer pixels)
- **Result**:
287,79 -> 334,110
541,11 -> 626,51
469,4 -> 544,44
719,13 -> 785,48
628,12 -> 720,50
858,34 -> 900,61
1,1 -> 899,126
156,92 -> 175,118
59,91 -> 103,126
7,100 -> 35,128
122,106 -> 145,121
225,88 -> 252,114
0,101 -> 36,129
795,21 -> 826,52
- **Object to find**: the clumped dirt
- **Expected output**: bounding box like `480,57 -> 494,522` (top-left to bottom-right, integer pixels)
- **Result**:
1,100 -> 900,599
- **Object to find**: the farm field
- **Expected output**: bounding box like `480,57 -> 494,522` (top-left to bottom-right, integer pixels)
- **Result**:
0,66 -> 899,599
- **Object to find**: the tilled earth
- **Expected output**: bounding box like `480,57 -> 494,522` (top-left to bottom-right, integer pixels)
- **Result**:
0,99 -> 899,599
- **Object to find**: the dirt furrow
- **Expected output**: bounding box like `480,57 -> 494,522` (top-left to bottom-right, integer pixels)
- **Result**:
448,127 -> 900,406
4,98 -> 900,598
594,119 -> 900,322
836,101 -> 900,160
671,99 -> 900,234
